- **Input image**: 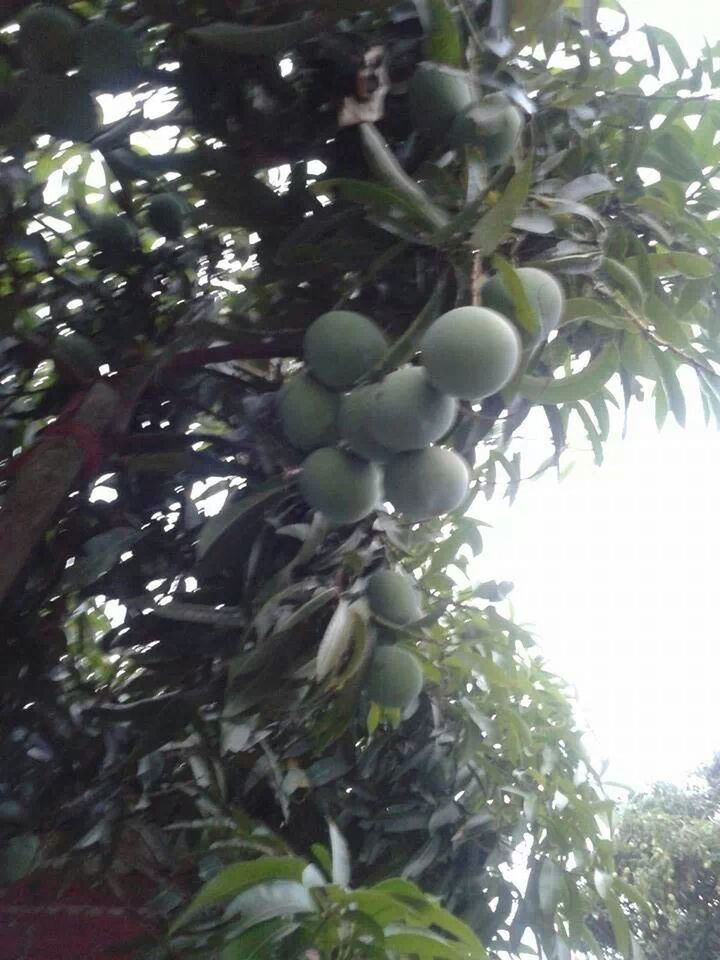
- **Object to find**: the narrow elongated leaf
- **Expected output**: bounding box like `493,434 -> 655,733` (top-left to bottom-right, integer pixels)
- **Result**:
600,257 -> 646,306
558,173 -> 614,201
359,124 -> 449,229
574,402 -> 604,465
623,251 -> 714,279
519,343 -> 619,404
187,18 -> 321,55
314,179 -> 441,234
315,600 -> 353,680
197,481 -> 285,562
424,0 -> 462,67
383,927 -> 466,960
651,346 -> 686,427
642,25 -> 688,77
492,255 -> 538,336
0,833 -> 39,885
471,158 -> 532,254
224,880 -> 316,924
171,857 -> 307,930
329,820 -> 351,887
607,889 -> 632,957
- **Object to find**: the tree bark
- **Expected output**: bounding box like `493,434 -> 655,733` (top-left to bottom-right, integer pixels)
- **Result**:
0,382 -> 119,605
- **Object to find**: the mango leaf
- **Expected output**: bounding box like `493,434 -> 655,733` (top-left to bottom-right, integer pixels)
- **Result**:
359,124 -> 449,230
607,889 -> 632,958
594,868 -> 612,900
221,920 -> 301,960
557,173 -> 614,201
573,402 -> 604,465
600,257 -> 646,307
538,859 -> 565,915
383,926 -> 467,960
196,480 -> 285,570
642,25 -> 688,77
223,880 -> 316,924
470,157 -> 532,254
373,881 -> 487,957
650,346 -> 686,427
171,857 -> 307,930
314,178 -> 440,234
518,343 -> 619,404
315,599 -> 353,680
492,255 -> 539,336
186,18 -> 321,55
0,833 -> 39,885
329,820 -> 351,887
371,271 -> 449,375
423,0 -> 462,67
624,251 -> 714,280
65,527 -> 142,588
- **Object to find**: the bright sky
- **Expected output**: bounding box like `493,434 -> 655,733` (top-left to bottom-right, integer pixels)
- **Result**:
477,1 -> 716,792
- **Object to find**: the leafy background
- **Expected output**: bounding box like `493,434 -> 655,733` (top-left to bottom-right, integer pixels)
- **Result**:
0,1 -> 719,958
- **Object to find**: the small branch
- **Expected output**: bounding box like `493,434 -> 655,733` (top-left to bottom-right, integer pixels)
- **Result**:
167,336 -> 303,372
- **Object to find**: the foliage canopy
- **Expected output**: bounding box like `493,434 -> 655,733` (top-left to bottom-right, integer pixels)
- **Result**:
0,1 -> 718,958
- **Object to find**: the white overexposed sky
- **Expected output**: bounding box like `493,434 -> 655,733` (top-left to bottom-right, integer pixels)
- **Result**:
476,1 -> 716,792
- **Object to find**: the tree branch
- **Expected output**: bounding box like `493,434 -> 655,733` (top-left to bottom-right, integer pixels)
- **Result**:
167,336 -> 303,372
0,382 -> 119,606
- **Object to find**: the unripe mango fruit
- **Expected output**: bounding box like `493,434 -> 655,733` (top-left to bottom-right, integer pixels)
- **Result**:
384,446 -> 470,521
304,310 -> 388,390
420,306 -> 521,400
365,645 -> 424,710
366,568 -> 423,626
299,447 -> 382,524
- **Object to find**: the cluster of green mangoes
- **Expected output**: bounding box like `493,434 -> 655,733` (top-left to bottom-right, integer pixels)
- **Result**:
409,63 -> 523,165
362,567 -> 425,712
85,193 -> 188,269
281,264 -> 565,525
12,5 -> 140,144
279,299 -> 523,525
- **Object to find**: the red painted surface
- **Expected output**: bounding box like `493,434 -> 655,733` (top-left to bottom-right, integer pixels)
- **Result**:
0,873 -> 157,960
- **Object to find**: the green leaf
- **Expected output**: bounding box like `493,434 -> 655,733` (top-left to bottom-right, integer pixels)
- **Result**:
186,18 -> 321,55
623,252 -> 714,280
519,343 -> 619,404
600,257 -> 646,307
371,271 -> 449,375
373,879 -> 486,956
221,920 -> 301,960
315,600 -> 353,681
594,868 -> 612,900
383,926 -> 466,960
650,346 -> 686,427
607,889 -> 632,958
470,158 -> 533,254
314,179 -> 442,234
613,877 -> 653,919
492,255 -> 539,336
65,527 -> 142,589
224,880 -> 316,925
329,820 -> 351,888
574,402 -> 604,465
197,481 -> 285,571
642,25 -> 688,78
538,859 -> 565,915
359,124 -> 449,230
557,173 -> 614,201
171,857 -> 307,931
0,833 -> 39,885
424,0 -> 462,67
